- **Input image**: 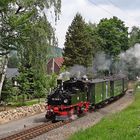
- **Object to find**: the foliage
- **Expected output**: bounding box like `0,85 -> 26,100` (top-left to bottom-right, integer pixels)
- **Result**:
63,13 -> 93,68
33,73 -> 48,101
34,73 -> 57,102
97,16 -> 129,57
60,65 -> 67,73
16,66 -> 33,95
46,73 -> 57,91
1,78 -> 14,103
16,67 -> 57,102
87,22 -> 103,57
129,26 -> 140,47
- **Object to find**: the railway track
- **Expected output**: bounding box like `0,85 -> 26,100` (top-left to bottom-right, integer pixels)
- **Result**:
0,121 -> 70,140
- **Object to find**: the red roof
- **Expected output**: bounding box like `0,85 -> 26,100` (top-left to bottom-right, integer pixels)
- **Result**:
54,57 -> 64,68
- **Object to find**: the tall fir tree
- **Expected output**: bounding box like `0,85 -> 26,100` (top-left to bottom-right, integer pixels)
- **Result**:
63,13 -> 93,68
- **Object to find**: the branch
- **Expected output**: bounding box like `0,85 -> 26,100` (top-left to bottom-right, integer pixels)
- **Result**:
0,51 -> 10,56
15,2 -> 23,14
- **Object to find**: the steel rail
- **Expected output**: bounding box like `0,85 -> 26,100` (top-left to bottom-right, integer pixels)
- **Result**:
0,121 -> 70,140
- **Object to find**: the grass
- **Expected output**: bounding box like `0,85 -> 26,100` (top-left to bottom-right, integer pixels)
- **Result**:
0,98 -> 46,111
69,86 -> 140,140
9,98 -> 45,107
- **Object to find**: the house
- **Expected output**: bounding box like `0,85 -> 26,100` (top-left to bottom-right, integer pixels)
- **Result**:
47,47 -> 64,74
47,57 -> 64,74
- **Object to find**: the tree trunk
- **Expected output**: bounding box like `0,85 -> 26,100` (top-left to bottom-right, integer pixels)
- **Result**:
0,54 -> 9,100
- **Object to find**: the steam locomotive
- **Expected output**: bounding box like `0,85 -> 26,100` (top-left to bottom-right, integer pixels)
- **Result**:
45,75 -> 127,121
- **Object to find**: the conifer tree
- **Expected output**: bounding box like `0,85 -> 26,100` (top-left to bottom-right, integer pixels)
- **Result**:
63,13 -> 93,68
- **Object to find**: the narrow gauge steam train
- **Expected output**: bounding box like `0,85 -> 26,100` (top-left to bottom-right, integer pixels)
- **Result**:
45,75 -> 127,121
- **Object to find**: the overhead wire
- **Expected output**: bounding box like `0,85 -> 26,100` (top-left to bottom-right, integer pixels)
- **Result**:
106,0 -> 135,19
88,0 -> 133,27
107,0 -> 121,9
106,0 -> 135,27
88,0 -> 114,16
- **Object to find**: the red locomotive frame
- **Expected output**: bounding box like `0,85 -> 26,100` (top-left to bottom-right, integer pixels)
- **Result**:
46,101 -> 90,120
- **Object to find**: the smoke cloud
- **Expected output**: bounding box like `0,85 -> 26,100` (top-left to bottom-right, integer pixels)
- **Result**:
92,44 -> 140,78
93,52 -> 112,71
59,44 -> 140,80
69,65 -> 87,78
120,43 -> 140,68
119,43 -> 140,79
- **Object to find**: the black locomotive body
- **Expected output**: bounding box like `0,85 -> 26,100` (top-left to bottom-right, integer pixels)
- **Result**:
45,75 -> 127,121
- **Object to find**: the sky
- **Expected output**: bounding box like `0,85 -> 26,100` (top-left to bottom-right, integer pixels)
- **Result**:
48,0 -> 140,48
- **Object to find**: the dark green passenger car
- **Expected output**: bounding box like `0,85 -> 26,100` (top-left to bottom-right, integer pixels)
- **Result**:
87,76 -> 127,105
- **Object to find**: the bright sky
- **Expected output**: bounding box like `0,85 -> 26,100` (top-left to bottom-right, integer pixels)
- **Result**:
49,0 -> 140,48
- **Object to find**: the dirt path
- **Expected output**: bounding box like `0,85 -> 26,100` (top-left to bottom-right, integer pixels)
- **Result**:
33,90 -> 134,140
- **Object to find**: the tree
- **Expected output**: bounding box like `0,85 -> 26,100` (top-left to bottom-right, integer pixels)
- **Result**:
129,26 -> 140,47
16,6 -> 58,101
1,78 -> 13,103
97,16 -> 129,57
0,0 -> 61,101
87,22 -> 103,57
63,13 -> 93,68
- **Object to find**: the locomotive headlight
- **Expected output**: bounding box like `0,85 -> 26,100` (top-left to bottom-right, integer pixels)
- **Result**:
64,99 -> 68,103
